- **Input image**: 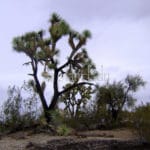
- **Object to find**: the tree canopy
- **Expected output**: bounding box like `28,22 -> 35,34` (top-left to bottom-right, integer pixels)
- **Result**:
96,75 -> 145,121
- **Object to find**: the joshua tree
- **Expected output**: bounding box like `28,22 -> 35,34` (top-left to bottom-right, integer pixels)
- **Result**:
96,75 -> 145,121
13,13 -> 98,123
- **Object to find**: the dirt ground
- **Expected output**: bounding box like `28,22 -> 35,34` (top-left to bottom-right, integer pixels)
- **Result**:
0,129 -> 143,150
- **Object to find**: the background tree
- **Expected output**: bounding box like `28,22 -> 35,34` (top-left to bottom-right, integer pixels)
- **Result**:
96,75 -> 145,121
61,84 -> 94,119
13,13 -> 98,123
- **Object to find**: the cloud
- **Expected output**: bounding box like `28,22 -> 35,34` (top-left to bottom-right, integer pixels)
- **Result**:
46,0 -> 150,22
0,0 -> 150,104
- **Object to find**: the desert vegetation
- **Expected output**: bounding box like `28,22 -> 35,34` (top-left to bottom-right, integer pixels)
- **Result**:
0,13 -> 150,149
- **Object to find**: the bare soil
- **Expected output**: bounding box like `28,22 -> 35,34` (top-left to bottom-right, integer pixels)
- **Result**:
0,129 -> 149,150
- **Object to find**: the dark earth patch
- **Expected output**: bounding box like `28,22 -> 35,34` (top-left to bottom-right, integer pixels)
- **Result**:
26,138 -> 150,150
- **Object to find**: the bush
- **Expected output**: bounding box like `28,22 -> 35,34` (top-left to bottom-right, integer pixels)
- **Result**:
133,103 -> 150,143
0,83 -> 40,132
50,109 -> 63,126
57,124 -> 71,136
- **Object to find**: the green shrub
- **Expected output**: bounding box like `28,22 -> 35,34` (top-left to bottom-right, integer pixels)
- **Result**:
56,124 -> 71,136
50,109 -> 63,126
0,83 -> 40,132
133,103 -> 150,143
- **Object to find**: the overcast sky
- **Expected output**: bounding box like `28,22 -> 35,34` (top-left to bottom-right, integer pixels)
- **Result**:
0,0 -> 150,105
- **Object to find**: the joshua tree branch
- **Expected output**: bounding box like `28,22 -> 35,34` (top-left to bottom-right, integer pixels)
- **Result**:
59,82 -> 95,96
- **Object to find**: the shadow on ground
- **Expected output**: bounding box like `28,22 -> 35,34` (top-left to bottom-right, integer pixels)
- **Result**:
26,138 -> 150,150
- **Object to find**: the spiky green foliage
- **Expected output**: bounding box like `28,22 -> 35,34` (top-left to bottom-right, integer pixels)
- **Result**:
66,48 -> 98,82
50,13 -> 61,24
57,124 -> 71,136
82,30 -> 91,39
49,20 -> 70,43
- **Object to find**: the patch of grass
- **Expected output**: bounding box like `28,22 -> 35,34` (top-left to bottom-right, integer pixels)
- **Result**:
57,124 -> 71,136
